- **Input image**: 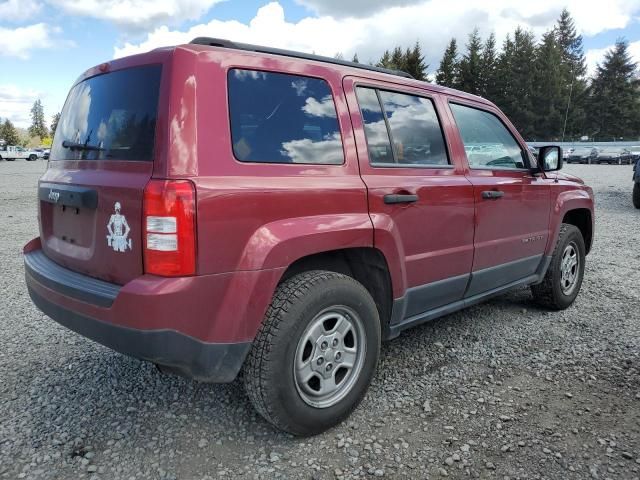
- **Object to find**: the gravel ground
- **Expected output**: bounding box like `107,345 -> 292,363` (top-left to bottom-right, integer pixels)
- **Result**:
1,160 -> 639,480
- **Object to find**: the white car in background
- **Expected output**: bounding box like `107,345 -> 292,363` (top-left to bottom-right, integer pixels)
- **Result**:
0,146 -> 39,161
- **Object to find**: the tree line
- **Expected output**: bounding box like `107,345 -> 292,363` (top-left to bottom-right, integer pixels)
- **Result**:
2,11 -> 639,147
355,9 -> 639,141
0,100 -> 60,148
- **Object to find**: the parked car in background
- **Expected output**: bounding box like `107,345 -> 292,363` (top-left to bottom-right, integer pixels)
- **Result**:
619,149 -> 635,165
595,148 -> 624,165
627,146 -> 640,165
0,146 -> 39,161
33,148 -> 46,159
634,158 -> 640,209
43,149 -> 50,160
563,147 -> 574,160
23,38 -> 595,436
566,147 -> 597,164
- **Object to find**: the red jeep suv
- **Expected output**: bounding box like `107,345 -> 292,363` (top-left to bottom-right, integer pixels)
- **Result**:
24,38 -> 594,436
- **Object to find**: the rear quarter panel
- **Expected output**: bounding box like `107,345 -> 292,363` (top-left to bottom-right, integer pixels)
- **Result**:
178,48 -> 372,275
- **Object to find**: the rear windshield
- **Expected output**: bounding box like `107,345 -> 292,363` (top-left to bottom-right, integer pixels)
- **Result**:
50,65 -> 161,161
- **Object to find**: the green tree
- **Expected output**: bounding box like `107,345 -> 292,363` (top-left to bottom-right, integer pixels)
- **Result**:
435,38 -> 459,88
1,119 -> 20,146
50,112 -> 61,138
532,30 -> 565,139
479,33 -> 498,99
555,9 -> 588,138
377,50 -> 392,69
457,28 -> 483,94
587,39 -> 640,139
495,28 -> 537,138
390,46 -> 406,71
29,99 -> 48,138
404,41 -> 428,80
351,53 -> 359,63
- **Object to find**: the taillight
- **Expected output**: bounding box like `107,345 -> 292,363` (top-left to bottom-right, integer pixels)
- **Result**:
143,179 -> 196,276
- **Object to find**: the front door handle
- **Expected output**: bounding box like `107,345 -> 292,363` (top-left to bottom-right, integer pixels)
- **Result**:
481,190 -> 504,200
384,194 -> 419,204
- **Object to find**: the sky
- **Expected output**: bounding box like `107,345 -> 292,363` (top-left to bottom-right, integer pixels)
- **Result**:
0,0 -> 639,129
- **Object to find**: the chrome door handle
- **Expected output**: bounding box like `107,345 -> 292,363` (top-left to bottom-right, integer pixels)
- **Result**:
481,190 -> 504,200
384,194 -> 419,204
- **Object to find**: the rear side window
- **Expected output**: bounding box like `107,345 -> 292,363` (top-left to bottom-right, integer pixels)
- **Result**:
450,103 -> 527,169
51,65 -> 161,161
356,87 -> 449,167
228,69 -> 344,164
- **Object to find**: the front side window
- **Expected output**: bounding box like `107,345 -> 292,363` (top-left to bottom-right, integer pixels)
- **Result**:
228,69 -> 344,164
450,103 -> 527,169
356,88 -> 394,164
356,87 -> 448,166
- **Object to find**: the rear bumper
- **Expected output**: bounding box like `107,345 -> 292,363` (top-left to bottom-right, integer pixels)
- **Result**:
24,240 -> 284,382
27,286 -> 250,382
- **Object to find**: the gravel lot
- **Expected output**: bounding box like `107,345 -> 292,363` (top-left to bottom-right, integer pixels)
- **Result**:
1,160 -> 639,480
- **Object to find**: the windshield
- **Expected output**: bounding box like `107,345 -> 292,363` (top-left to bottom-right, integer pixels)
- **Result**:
50,65 -> 161,161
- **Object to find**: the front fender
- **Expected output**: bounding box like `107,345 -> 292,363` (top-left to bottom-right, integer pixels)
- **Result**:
236,214 -> 374,271
547,188 -> 594,255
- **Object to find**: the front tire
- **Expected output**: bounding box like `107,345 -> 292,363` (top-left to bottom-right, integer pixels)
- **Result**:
532,224 -> 586,310
633,183 -> 640,209
244,270 -> 381,436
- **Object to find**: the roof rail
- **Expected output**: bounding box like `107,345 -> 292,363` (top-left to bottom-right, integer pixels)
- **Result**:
189,37 -> 414,80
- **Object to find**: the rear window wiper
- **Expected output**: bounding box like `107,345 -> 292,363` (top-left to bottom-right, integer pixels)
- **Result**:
61,140 -> 105,151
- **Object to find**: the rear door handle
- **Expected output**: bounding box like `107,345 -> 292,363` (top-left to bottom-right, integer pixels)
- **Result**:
384,194 -> 419,204
481,190 -> 504,200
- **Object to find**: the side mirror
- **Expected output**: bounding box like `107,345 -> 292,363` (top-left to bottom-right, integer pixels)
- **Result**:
538,145 -> 563,172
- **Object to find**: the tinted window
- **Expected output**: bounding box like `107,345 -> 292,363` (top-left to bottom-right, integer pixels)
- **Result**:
356,88 -> 394,164
228,69 -> 343,164
51,65 -> 161,161
379,91 -> 448,166
450,103 -> 526,169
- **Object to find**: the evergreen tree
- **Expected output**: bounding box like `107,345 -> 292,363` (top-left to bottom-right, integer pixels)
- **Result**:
495,28 -> 536,138
50,112 -> 61,138
1,119 -> 20,146
532,31 -> 565,139
351,53 -> 359,64
556,8 -> 586,77
390,46 -> 406,71
377,50 -> 392,69
404,41 -> 428,81
555,9 -> 588,138
587,39 -> 640,139
435,38 -> 459,88
29,99 -> 48,138
458,28 -> 483,94
479,33 -> 498,99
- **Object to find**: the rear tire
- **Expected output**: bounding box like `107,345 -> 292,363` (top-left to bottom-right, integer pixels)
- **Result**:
633,183 -> 640,209
244,270 -> 381,436
531,224 -> 585,310
28,154 -> 37,161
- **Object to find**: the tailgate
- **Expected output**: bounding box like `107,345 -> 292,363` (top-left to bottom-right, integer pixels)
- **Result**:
38,64 -> 163,285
